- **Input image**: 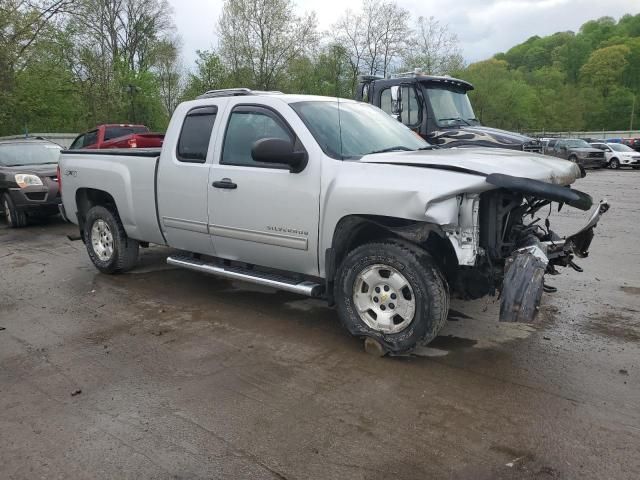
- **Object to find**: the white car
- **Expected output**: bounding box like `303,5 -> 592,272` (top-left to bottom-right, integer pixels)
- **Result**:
590,142 -> 640,169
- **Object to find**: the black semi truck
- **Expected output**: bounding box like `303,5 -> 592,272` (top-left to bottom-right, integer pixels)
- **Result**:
356,69 -> 542,153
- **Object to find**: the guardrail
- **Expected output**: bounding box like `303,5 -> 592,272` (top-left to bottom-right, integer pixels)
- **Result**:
523,130 -> 640,139
0,133 -> 78,148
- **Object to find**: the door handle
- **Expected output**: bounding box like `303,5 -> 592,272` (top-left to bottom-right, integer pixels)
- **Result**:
212,178 -> 237,189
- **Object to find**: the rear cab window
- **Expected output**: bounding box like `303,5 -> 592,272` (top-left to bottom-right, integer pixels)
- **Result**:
104,126 -> 149,141
176,106 -> 218,163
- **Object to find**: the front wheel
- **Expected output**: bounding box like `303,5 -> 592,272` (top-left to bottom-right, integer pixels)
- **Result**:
83,205 -> 139,273
610,158 -> 620,169
334,241 -> 449,355
2,193 -> 27,228
568,155 -> 578,163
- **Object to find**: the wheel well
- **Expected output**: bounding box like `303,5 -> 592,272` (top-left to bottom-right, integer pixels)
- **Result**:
326,215 -> 458,299
76,188 -> 117,235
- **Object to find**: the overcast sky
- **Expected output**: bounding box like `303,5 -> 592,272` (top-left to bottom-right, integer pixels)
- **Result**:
169,0 -> 639,71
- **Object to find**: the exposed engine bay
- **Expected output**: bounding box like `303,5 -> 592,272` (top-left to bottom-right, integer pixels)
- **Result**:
442,174 -> 609,322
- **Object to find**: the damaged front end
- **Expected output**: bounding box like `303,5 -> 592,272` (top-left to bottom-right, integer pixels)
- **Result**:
474,174 -> 609,323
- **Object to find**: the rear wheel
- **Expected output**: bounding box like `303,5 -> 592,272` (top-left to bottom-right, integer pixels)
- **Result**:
83,205 -> 139,273
2,193 -> 27,228
335,241 -> 449,355
610,158 -> 620,169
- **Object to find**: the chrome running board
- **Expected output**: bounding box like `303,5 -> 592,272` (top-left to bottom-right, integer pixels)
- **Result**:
167,254 -> 323,297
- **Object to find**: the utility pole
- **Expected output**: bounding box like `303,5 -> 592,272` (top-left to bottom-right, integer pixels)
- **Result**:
630,94 -> 636,133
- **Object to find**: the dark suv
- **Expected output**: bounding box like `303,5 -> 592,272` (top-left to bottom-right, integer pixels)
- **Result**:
545,138 -> 607,169
0,138 -> 62,227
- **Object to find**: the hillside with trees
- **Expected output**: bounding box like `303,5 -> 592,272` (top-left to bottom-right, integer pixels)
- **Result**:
460,14 -> 640,133
1,0 -> 638,136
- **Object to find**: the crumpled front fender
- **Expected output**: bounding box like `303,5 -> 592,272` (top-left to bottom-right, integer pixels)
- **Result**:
499,200 -> 609,322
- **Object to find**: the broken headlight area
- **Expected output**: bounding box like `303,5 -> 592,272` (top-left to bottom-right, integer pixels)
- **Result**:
473,185 -> 609,323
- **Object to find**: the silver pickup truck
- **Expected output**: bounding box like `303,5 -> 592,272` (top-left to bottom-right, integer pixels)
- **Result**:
59,88 -> 608,355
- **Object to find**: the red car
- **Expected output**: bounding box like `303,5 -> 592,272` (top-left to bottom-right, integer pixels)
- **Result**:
69,124 -> 164,150
622,137 -> 640,152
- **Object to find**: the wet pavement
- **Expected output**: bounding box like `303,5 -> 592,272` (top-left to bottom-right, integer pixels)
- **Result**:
1,169 -> 639,479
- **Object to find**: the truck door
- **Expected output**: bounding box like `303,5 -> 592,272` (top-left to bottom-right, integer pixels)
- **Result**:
157,101 -> 226,255
208,100 -> 320,276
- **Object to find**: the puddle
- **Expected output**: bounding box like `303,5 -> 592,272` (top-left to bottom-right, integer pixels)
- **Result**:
621,286 -> 640,295
584,313 -> 640,342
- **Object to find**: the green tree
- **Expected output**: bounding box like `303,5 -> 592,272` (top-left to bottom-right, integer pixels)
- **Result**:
462,59 -> 537,131
181,50 -> 230,100
580,44 -> 630,96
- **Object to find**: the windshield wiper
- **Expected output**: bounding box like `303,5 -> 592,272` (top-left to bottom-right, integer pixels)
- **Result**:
367,146 -> 414,155
438,117 -> 471,126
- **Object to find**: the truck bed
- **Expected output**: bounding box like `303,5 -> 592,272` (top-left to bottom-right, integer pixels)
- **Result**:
60,149 -> 165,245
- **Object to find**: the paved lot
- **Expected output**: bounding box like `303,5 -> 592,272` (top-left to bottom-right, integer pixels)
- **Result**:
1,169 -> 639,479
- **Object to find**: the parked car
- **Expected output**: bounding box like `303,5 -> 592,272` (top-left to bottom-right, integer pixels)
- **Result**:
0,138 -> 62,227
590,142 -> 640,169
621,137 -> 640,152
356,69 -> 543,153
69,124 -> 164,150
58,89 -> 608,355
538,137 -> 557,154
545,138 -> 607,168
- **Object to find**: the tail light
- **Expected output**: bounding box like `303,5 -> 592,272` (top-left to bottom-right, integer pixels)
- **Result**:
128,137 -> 137,148
57,164 -> 61,194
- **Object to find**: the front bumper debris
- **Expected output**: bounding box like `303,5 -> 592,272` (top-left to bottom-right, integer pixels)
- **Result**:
499,200 -> 609,322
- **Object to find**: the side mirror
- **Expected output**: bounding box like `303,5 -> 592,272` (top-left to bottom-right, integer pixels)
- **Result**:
251,137 -> 308,173
390,85 -> 402,120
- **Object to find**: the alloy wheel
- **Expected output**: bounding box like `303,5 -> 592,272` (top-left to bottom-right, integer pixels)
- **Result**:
91,219 -> 114,261
352,264 -> 416,334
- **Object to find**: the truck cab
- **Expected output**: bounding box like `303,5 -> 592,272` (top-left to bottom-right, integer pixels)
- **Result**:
356,69 -> 542,153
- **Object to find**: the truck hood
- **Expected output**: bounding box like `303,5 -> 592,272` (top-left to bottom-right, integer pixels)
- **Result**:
362,147 -> 582,186
571,148 -> 602,154
432,125 -> 540,150
1,164 -> 57,177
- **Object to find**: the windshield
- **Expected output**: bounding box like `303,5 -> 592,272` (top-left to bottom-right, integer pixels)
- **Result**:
609,143 -> 634,152
565,139 -> 591,148
290,101 -> 428,160
0,143 -> 62,166
425,87 -> 478,127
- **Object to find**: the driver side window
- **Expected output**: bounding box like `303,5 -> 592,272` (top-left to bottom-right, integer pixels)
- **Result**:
379,86 -> 421,126
221,106 -> 293,168
400,85 -> 421,126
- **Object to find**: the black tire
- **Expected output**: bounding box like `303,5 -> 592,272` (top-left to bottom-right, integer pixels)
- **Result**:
83,205 -> 139,273
568,155 -> 578,163
610,158 -> 620,169
334,241 -> 449,355
2,193 -> 27,228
